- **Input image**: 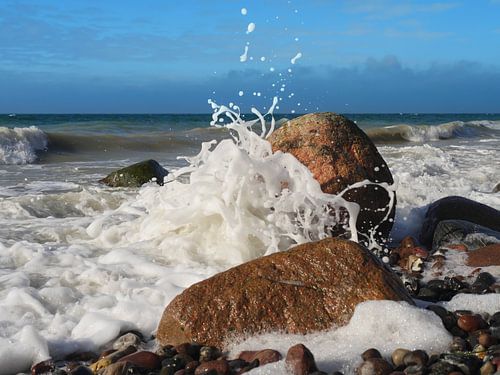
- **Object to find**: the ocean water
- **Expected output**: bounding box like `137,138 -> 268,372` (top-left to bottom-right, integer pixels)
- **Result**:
0,112 -> 500,374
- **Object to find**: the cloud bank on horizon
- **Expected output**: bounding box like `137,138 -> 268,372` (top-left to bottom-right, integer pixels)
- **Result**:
0,0 -> 499,113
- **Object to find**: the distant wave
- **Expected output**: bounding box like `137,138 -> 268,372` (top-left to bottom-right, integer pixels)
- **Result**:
0,126 -> 48,164
365,120 -> 500,143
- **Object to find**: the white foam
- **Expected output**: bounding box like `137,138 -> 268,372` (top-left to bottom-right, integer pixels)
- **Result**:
440,293 -> 500,315
241,7 -> 247,15
0,126 -> 48,164
230,301 -> 452,374
247,22 -> 256,33
290,52 -> 302,64
240,45 -> 249,62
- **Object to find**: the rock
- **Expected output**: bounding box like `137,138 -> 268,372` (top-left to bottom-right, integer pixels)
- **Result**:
199,346 -> 221,362
102,362 -> 131,375
357,358 -> 393,375
31,360 -> 55,374
194,360 -> 230,375
467,244 -> 500,267
391,349 -> 410,367
117,351 -> 162,369
69,366 -> 93,375
175,343 -> 201,361
285,344 -> 318,375
113,332 -> 142,351
238,349 -> 282,366
157,238 -> 413,347
90,346 -> 137,372
403,350 -> 429,367
100,159 -> 168,187
419,196 -> 500,249
362,348 -> 382,360
268,112 -> 395,246
457,314 -> 486,332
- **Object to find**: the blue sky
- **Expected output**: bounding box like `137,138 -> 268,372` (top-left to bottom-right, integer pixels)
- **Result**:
1,0 -> 499,113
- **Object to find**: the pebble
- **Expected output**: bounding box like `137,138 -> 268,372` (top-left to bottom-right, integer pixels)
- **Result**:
238,349 -> 281,366
194,359 -> 230,375
176,342 -> 202,360
403,350 -> 428,367
391,348 -> 410,367
285,343 -> 318,375
31,360 -> 55,374
117,350 -> 162,369
357,358 -> 393,375
200,346 -> 221,362
102,362 -> 130,375
458,314 -> 486,332
113,332 -> 142,351
362,348 -> 382,360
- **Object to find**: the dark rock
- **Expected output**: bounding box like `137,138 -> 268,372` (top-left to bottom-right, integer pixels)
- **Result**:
403,350 -> 429,367
175,343 -> 201,361
194,360 -> 230,375
403,365 -> 426,375
362,348 -> 383,360
450,337 -> 470,352
357,358 -> 393,375
418,196 -> 500,249
157,345 -> 177,359
490,312 -> 500,327
31,360 -> 55,375
429,360 -> 459,375
157,238 -> 412,347
69,366 -> 93,375
100,159 -> 168,187
268,112 -> 396,246
285,344 -> 318,375
441,352 -> 482,375
467,244 -> 500,267
162,354 -> 190,373
457,314 -> 486,332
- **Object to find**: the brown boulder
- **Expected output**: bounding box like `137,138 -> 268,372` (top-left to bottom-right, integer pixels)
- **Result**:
268,112 -> 395,246
467,244 -> 500,267
156,238 -> 413,348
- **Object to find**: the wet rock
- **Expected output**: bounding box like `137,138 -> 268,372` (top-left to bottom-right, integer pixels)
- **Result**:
117,351 -> 162,369
479,332 -> 497,348
480,361 -> 495,375
199,346 -> 221,362
194,360 -> 230,375
102,362 -> 131,375
100,159 -> 169,187
69,366 -> 93,375
157,238 -> 412,347
157,345 -> 177,359
175,343 -> 201,361
162,354 -> 191,373
450,337 -> 470,352
429,360 -> 459,375
362,348 -> 382,360
468,244 -> 500,267
457,314 -> 486,332
391,349 -> 410,367
418,196 -> 500,249
403,350 -> 429,367
186,360 -> 200,372
268,112 -> 396,246
113,332 -> 142,351
90,346 -> 137,372
238,349 -> 282,366
441,353 -> 482,375
403,364 -> 426,375
31,360 -> 55,374
285,344 -> 318,375
357,358 -> 393,375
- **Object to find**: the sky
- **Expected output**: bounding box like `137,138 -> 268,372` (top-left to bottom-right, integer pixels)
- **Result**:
1,0 -> 500,113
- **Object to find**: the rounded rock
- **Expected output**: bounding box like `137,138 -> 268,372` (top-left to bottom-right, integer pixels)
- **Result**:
357,358 -> 393,375
199,346 -> 221,362
285,343 -> 318,375
193,359 -> 230,375
403,350 -> 428,367
391,349 -> 410,367
457,314 -> 485,332
113,332 -> 142,351
117,351 -> 162,370
362,348 -> 382,361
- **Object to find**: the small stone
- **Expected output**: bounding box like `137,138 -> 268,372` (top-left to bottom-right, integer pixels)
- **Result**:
174,370 -> 186,375
285,344 -> 318,375
69,366 -> 93,375
200,346 -> 221,362
194,360 -> 230,375
117,351 -> 162,370
391,348 -> 410,367
175,343 -> 202,361
480,361 -> 495,375
102,362 -> 132,375
429,360 -> 458,375
238,349 -> 281,366
458,314 -> 486,332
403,364 -> 426,375
157,345 -> 177,359
362,348 -> 382,360
403,350 -> 428,367
113,332 -> 142,351
357,358 -> 393,375
186,360 -> 200,372
31,360 -> 55,374
450,337 -> 470,352
476,272 -> 496,287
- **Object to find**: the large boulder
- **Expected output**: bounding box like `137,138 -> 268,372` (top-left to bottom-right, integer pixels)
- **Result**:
100,159 -> 168,187
418,196 -> 500,249
268,113 -> 395,247
156,238 -> 413,348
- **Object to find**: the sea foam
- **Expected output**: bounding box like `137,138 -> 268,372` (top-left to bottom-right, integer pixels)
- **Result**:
0,126 -> 48,164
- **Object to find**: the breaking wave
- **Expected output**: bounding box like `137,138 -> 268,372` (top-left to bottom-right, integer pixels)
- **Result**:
0,126 -> 48,164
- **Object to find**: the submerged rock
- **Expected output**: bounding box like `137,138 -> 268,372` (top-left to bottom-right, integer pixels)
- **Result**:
156,238 -> 413,348
268,112 -> 396,246
100,159 -> 168,187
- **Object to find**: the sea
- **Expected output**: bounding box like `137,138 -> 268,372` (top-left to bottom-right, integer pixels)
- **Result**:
1,112 -> 499,374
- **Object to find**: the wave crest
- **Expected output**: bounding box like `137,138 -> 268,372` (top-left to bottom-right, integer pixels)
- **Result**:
0,126 -> 48,164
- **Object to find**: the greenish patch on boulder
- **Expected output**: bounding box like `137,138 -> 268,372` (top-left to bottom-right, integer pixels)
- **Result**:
100,159 -> 168,187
